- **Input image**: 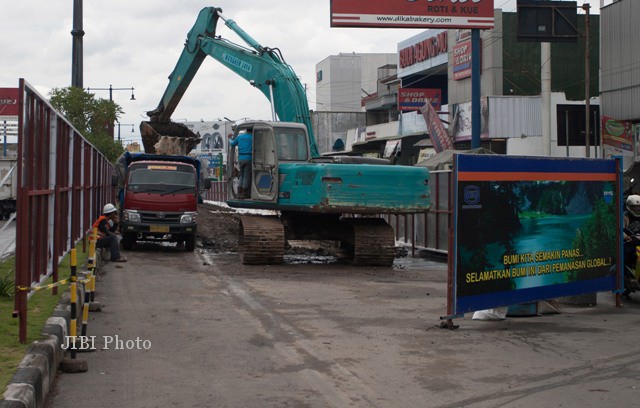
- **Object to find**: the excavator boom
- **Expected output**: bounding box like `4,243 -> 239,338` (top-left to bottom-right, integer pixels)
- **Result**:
143,6 -> 318,156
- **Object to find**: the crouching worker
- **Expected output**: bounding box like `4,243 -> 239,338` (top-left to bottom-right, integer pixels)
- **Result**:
93,203 -> 127,262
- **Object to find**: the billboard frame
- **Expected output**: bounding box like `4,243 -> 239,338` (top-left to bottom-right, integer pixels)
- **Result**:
444,154 -> 623,322
330,0 -> 494,29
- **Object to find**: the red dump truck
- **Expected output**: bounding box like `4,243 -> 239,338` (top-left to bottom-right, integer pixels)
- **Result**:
114,152 -> 210,251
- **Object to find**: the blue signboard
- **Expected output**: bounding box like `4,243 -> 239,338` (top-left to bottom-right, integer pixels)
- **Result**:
451,154 -> 622,315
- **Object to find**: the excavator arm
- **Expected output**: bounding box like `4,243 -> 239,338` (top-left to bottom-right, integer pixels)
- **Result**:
143,6 -> 318,157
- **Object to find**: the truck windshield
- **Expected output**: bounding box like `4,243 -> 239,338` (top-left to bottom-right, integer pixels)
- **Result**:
274,128 -> 308,162
127,163 -> 196,194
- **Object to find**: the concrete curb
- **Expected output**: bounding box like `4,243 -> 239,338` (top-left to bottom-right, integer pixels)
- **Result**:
0,264 -> 99,408
1,296 -> 70,408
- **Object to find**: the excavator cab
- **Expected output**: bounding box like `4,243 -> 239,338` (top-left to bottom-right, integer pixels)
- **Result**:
227,121 -> 311,203
227,121 -> 288,203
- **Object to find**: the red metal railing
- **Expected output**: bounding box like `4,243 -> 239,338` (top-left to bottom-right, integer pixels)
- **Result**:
203,181 -> 228,202
385,170 -> 453,256
14,79 -> 115,343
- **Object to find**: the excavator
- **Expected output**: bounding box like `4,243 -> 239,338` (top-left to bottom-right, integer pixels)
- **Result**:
142,6 -> 431,266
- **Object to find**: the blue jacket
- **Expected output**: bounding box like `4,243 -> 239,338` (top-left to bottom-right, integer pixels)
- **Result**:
229,132 -> 252,161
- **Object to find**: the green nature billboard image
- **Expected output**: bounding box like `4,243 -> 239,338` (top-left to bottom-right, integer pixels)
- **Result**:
452,155 -> 621,314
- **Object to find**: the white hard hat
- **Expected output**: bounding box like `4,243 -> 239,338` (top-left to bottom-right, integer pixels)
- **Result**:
626,195 -> 640,217
103,203 -> 117,214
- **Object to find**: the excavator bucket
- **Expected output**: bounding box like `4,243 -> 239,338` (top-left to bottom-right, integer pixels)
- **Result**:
140,121 -> 201,155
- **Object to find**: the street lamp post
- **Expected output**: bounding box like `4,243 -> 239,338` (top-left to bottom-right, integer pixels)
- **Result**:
116,122 -> 136,144
86,85 -> 136,138
86,85 -> 135,102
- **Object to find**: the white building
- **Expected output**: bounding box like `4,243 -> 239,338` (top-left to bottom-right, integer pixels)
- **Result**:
315,53 -> 397,112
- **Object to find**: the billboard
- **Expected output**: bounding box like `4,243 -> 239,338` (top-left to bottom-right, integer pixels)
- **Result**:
398,88 -> 442,112
184,121 -> 228,155
451,155 -> 621,315
602,116 -> 634,154
452,39 -> 482,80
183,121 -> 230,179
330,0 -> 494,29
451,97 -> 489,140
0,88 -> 19,120
517,0 -> 578,43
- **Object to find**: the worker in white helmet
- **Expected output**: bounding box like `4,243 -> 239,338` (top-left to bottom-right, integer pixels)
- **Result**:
92,203 -> 126,262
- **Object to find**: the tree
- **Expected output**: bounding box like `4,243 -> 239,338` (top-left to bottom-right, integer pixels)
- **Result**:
49,87 -> 125,162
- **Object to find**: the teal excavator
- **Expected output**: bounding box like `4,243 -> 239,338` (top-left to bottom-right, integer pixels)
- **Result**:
142,6 -> 431,266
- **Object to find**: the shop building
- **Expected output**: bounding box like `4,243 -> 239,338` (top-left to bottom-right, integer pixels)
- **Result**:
599,0 -> 640,169
317,9 -> 604,161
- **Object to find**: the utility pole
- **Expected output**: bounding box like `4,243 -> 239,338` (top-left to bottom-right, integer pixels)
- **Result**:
471,28 -> 481,149
583,3 -> 591,158
541,42 -> 551,156
71,0 -> 84,88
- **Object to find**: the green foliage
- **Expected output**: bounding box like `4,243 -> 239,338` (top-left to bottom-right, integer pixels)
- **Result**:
569,198 -> 617,281
0,245 -> 90,391
521,181 -> 606,217
538,189 -> 566,215
456,181 -> 522,296
519,211 -> 545,219
49,87 -> 125,162
84,132 -> 127,163
573,199 -> 617,260
0,269 -> 13,299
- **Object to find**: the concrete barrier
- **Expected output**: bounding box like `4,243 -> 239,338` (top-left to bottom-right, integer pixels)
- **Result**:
1,254 -> 98,408
1,296 -> 70,408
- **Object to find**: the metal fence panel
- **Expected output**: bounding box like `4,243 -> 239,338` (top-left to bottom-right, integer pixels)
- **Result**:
14,79 -> 115,343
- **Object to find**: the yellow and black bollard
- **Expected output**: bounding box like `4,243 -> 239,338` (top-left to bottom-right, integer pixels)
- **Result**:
60,248 -> 88,372
69,280 -> 77,359
89,227 -> 102,312
80,278 -> 90,338
87,227 -> 96,274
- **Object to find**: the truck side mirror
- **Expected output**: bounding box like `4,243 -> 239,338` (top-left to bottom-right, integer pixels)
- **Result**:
111,174 -> 118,187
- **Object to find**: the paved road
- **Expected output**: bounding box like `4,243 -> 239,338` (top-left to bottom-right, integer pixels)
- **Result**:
47,245 -> 640,408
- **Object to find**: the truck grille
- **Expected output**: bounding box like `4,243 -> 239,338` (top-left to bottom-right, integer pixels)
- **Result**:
140,212 -> 183,224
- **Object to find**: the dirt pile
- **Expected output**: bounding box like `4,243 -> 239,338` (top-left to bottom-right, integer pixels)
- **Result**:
196,202 -> 241,252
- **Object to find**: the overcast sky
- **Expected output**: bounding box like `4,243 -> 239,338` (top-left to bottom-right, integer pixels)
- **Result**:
0,0 -> 605,146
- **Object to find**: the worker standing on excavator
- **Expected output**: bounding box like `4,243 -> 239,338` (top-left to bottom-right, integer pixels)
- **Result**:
228,129 -> 252,198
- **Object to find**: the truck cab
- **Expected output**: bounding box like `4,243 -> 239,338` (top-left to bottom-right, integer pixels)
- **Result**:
115,153 -> 210,251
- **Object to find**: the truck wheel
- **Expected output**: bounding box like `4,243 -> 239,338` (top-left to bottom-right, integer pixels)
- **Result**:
185,235 -> 196,251
122,233 -> 136,250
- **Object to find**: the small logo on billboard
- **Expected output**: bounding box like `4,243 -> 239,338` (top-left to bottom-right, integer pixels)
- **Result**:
462,185 -> 482,209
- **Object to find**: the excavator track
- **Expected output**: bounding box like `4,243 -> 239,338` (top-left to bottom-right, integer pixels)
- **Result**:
239,215 -> 285,265
342,218 -> 396,266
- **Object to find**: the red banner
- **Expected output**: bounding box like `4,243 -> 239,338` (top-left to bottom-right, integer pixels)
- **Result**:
0,88 -> 19,117
331,0 -> 494,29
398,88 -> 442,111
421,102 -> 453,153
